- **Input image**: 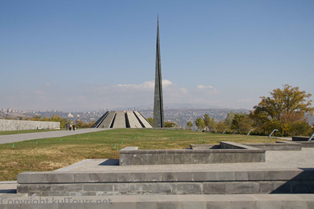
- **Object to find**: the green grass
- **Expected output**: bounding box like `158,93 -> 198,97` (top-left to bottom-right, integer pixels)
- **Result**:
0,129 -> 65,135
0,129 -> 279,181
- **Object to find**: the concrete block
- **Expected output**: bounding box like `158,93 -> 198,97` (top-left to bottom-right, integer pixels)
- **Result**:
89,173 -> 104,182
129,183 -> 144,194
203,183 -> 226,194
74,173 -> 90,183
162,172 -> 177,181
226,182 -> 259,194
217,171 -> 235,181
17,184 -> 52,193
113,184 -> 130,193
131,154 -> 141,165
146,154 -> 159,165
177,172 -> 193,181
143,183 -> 172,194
145,172 -> 162,182
172,183 -> 202,194
130,173 -> 145,182
264,171 -> 283,180
103,173 -> 118,182
193,172 -> 207,181
83,184 -> 113,192
259,182 -> 276,193
235,171 -> 249,181
116,173 -> 131,182
51,184 -> 82,192
273,182 -> 291,193
164,153 -> 174,164
248,171 -> 265,181
17,172 -> 33,184
46,173 -> 74,183
173,153 -> 184,164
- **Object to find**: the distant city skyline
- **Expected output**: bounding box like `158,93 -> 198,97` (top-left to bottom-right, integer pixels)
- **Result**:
1,1 -> 313,111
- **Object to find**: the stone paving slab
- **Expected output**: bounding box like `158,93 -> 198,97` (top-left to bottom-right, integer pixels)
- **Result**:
0,128 -> 109,145
0,194 -> 313,209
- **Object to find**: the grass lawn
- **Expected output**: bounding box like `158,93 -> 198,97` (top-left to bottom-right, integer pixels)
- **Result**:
0,129 -> 279,181
0,129 -> 65,135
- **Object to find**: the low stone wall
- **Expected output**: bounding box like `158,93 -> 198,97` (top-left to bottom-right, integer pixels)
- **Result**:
0,119 -> 60,131
243,141 -> 301,151
191,141 -> 302,151
119,142 -> 265,166
293,141 -> 314,148
17,168 -> 314,196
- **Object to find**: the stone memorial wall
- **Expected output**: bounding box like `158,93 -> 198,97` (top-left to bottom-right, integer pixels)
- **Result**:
0,119 -> 60,131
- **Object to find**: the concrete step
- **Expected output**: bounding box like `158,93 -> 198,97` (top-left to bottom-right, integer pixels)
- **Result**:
0,194 -> 313,209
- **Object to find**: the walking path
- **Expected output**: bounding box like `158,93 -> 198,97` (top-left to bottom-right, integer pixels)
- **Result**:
0,128 -> 108,145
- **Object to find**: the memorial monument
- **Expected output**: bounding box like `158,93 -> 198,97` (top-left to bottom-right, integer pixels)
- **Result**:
153,16 -> 165,128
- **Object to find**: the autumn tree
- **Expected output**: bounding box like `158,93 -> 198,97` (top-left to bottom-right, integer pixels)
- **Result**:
250,84 -> 313,136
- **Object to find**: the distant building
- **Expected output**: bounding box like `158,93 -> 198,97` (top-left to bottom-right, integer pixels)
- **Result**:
67,113 -> 74,118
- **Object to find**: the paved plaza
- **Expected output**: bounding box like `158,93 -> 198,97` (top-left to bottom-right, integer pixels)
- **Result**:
0,128 -> 108,145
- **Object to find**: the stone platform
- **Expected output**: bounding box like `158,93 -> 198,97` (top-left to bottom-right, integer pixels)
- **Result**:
119,142 -> 266,166
17,148 -> 314,196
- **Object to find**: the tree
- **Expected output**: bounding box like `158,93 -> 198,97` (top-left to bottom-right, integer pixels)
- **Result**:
208,117 -> 217,131
250,84 -> 314,136
147,117 -> 153,126
216,121 -> 226,133
186,121 -> 193,130
237,114 -> 253,134
195,118 -> 205,131
164,122 -> 176,128
231,112 -> 253,134
203,114 -> 210,131
224,111 -> 235,128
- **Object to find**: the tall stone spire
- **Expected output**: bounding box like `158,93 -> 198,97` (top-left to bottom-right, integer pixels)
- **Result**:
153,16 -> 164,128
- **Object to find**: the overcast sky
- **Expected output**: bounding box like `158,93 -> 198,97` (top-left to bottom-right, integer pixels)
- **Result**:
1,1 -> 313,111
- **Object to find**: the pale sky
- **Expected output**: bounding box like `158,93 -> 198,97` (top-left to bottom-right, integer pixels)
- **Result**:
1,1 -> 313,111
